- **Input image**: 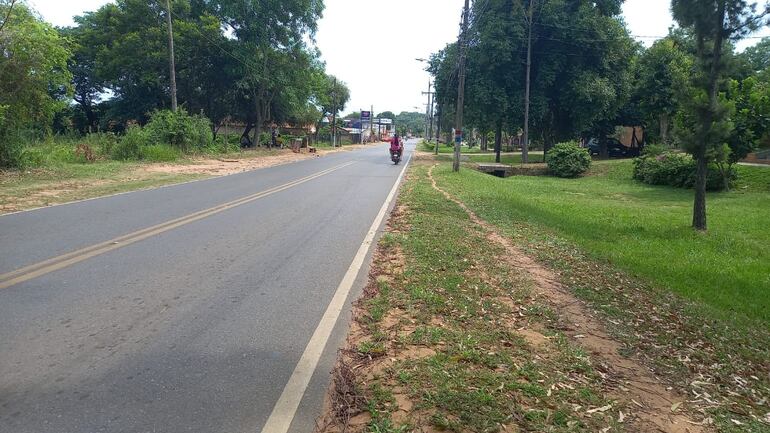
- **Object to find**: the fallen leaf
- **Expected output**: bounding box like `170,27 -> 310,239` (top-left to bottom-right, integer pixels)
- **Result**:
618,411 -> 626,423
671,402 -> 682,412
587,405 -> 613,414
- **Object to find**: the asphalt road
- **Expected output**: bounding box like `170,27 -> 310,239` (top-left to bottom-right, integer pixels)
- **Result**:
0,141 -> 413,433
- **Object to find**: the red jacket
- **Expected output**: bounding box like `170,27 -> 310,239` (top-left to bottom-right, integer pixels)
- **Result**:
390,137 -> 402,151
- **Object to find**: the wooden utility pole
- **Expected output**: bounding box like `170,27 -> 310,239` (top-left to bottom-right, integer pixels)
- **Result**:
370,105 -> 374,143
165,0 -> 178,112
453,0 -> 471,172
522,0 -> 535,164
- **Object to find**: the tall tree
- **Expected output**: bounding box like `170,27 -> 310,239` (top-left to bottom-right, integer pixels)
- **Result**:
0,4 -> 71,132
214,0 -> 324,146
672,0 -> 769,230
635,38 -> 692,144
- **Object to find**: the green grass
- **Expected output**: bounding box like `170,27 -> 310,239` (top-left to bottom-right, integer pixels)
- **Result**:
337,165 -> 621,433
735,163 -> 770,191
435,159 -> 770,326
423,159 -> 770,431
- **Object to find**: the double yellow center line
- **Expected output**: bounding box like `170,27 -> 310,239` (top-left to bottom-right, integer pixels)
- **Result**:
0,162 -> 354,290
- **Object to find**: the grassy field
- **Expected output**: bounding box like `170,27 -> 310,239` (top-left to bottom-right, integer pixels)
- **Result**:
418,159 -> 769,431
434,159 -> 770,326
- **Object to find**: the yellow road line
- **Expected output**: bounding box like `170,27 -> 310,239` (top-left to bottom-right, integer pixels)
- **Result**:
0,162 -> 354,290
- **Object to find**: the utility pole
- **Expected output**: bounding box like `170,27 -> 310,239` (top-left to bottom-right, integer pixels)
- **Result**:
331,78 -> 337,147
522,0 -> 535,164
435,104 -> 441,155
370,105 -> 374,143
165,0 -> 178,112
453,0 -> 471,172
422,80 -> 435,142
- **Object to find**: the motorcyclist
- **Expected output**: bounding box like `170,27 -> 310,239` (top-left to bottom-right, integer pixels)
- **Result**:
390,134 -> 403,159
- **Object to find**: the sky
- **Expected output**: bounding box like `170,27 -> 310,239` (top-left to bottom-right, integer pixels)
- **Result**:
26,0 -> 770,116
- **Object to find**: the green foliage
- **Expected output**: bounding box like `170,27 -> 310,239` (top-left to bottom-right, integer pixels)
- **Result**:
0,137 -> 30,169
0,3 -> 72,168
635,38 -> 692,144
144,109 -> 213,152
432,0 -> 636,148
111,126 -> 148,161
633,151 -> 735,191
546,142 -> 592,178
727,74 -> 770,160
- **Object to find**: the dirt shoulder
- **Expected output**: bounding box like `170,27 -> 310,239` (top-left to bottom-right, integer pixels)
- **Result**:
0,144 -> 374,215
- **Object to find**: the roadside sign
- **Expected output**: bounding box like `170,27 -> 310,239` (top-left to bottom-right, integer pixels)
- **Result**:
361,111 -> 372,122
455,130 -> 463,144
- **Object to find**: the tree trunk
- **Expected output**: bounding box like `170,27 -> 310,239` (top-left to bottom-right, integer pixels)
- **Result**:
693,146 -> 708,230
542,132 -> 554,163
480,133 -> 488,151
659,114 -> 670,144
241,122 -> 254,148
494,122 -> 502,163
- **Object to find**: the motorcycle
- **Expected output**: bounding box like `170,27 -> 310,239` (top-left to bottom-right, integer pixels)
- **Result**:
390,149 -> 402,165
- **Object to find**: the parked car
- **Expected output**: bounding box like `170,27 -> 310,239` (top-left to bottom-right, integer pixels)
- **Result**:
586,138 -> 630,158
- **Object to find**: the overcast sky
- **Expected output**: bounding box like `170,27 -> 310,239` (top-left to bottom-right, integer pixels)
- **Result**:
27,0 -> 770,115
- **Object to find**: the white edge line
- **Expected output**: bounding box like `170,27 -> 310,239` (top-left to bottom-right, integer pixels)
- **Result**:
0,145 -> 381,218
259,150 -> 413,433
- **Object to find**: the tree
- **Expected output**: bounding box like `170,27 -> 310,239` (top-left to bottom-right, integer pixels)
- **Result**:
213,0 -> 324,146
672,0 -> 769,230
377,111 -> 396,119
635,38 -> 692,144
429,0 -> 636,161
313,74 -> 349,138
739,36 -> 770,71
0,2 -> 71,153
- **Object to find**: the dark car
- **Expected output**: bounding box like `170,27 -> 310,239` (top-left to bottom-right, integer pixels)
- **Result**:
586,138 -> 630,158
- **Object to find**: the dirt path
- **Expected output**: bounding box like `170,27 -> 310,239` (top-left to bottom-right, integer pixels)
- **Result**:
426,164 -> 708,433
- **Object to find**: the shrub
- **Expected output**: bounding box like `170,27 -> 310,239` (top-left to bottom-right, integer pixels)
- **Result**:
633,151 -> 735,191
546,141 -> 592,178
112,126 -> 148,160
144,109 -> 213,152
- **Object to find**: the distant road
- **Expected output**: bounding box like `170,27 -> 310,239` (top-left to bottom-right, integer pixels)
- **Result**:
0,141 -> 413,433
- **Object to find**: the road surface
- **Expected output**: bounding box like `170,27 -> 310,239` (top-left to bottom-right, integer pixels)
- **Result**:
0,141 -> 413,433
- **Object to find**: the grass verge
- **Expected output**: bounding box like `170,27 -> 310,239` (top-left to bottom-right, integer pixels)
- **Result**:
430,159 -> 770,432
321,165 -> 635,433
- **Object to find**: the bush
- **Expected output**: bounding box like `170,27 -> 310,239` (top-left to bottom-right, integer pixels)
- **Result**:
633,151 -> 735,191
112,126 -> 148,160
546,141 -> 592,178
144,109 -> 213,152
